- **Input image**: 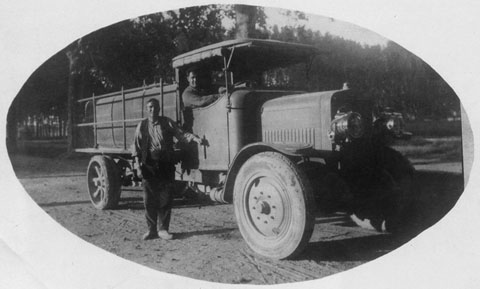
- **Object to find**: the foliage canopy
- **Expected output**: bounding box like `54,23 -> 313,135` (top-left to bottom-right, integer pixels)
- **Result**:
14,4 -> 458,121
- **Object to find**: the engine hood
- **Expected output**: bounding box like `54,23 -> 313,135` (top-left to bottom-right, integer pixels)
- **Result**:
229,89 -> 306,109
260,89 -> 366,152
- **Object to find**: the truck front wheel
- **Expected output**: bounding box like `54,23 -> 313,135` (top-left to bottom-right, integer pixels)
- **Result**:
87,155 -> 121,209
233,152 -> 315,259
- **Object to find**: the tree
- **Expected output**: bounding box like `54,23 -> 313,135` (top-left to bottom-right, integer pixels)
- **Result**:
10,4 -> 460,153
65,38 -> 86,153
233,4 -> 267,39
235,5 -> 257,39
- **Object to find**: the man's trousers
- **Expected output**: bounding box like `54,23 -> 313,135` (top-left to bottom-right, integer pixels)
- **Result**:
142,168 -> 175,233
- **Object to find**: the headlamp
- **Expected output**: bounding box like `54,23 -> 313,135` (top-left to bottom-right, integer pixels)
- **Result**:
329,111 -> 364,143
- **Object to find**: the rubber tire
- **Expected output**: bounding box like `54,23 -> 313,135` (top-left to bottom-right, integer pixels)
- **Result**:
87,155 -> 121,210
381,148 -> 415,233
384,167 -> 415,233
350,148 -> 415,233
233,151 -> 315,259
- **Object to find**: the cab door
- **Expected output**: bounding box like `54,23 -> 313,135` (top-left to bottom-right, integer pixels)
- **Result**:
187,96 -> 230,171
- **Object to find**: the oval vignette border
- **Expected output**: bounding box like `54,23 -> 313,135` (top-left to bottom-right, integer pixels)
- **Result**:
1,1 -> 479,289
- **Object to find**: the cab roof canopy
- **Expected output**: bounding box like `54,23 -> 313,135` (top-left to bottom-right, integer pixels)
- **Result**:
172,38 -> 319,72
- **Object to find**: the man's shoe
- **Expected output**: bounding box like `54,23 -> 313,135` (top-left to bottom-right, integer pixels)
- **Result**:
142,231 -> 158,240
158,230 -> 173,240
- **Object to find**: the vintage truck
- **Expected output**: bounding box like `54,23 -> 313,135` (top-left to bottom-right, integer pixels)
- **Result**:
75,38 -> 414,259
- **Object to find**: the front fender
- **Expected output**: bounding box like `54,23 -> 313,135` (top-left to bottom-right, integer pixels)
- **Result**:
223,142 -> 310,203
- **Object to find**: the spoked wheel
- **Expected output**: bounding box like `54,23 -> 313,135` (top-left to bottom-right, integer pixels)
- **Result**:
233,152 -> 315,259
87,155 -> 121,210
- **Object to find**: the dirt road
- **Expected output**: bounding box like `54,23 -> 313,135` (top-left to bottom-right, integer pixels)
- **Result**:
11,153 -> 464,285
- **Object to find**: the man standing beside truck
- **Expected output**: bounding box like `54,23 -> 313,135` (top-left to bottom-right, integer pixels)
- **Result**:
132,98 -> 202,240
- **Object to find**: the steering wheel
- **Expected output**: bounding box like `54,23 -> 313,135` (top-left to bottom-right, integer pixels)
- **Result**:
233,80 -> 253,88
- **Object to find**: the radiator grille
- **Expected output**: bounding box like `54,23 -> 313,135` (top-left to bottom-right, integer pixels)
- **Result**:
263,128 -> 315,145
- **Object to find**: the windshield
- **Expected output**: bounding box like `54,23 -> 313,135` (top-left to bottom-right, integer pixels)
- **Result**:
200,61 -> 312,91
249,62 -> 310,90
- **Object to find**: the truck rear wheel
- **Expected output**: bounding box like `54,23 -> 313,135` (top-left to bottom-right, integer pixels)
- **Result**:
87,155 -> 121,210
233,151 -> 315,259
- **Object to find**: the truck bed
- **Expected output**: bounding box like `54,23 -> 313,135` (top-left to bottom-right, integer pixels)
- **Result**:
74,83 -> 179,154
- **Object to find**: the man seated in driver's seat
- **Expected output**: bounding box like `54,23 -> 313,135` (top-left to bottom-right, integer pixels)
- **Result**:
182,66 -> 225,108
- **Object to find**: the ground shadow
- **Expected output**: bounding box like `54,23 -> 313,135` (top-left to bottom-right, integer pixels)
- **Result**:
174,228 -> 237,240
298,169 -> 464,262
116,195 -> 223,211
301,234 -> 401,262
409,170 -> 464,232
315,215 -> 354,225
19,173 -> 86,179
38,200 -> 92,208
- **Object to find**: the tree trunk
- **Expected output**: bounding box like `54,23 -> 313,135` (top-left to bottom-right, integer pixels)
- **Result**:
235,5 -> 257,39
65,39 -> 83,154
